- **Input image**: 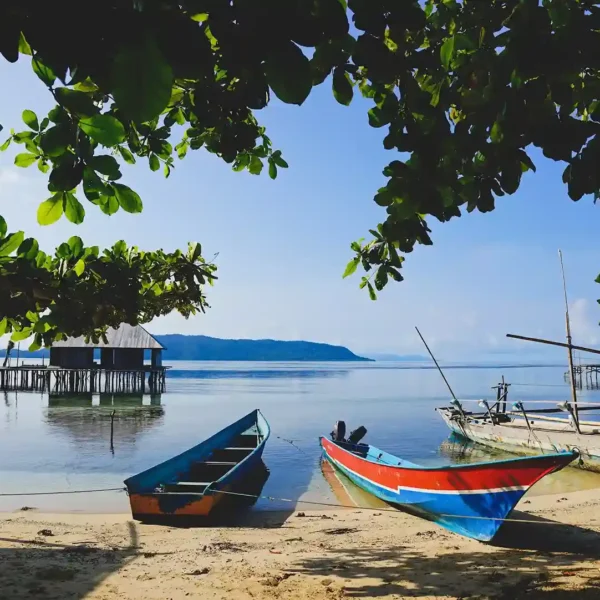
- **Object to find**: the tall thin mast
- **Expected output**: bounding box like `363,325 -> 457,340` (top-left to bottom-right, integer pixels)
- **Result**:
559,250 -> 579,423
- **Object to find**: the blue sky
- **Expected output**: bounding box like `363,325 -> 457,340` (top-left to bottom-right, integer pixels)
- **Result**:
1,58 -> 600,360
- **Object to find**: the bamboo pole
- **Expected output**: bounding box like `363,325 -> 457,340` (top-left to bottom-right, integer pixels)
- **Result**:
559,250 -> 579,422
506,333 -> 600,356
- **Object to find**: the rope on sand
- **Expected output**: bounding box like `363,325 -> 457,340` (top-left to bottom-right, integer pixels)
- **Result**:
0,486 -> 586,528
0,487 -> 125,497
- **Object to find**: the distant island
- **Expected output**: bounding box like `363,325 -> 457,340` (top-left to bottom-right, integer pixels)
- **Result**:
156,335 -> 370,361
0,334 -> 370,362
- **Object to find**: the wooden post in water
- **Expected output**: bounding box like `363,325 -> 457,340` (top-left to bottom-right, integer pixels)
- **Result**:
110,410 -> 116,455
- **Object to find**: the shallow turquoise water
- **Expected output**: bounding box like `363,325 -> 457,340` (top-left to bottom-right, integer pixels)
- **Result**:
1,361 -> 598,513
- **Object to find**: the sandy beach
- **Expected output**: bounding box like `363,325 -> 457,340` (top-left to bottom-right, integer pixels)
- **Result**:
1,487 -> 600,600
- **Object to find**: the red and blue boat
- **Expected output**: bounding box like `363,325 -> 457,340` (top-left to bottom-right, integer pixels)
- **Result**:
125,409 -> 270,521
320,425 -> 577,541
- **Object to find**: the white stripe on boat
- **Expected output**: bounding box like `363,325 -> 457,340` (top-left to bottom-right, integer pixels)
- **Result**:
328,456 -> 528,496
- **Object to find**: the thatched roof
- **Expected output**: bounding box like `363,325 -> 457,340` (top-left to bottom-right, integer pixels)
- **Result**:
52,324 -> 164,350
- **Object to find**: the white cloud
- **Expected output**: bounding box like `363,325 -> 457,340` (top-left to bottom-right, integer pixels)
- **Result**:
569,298 -> 599,346
0,166 -> 23,185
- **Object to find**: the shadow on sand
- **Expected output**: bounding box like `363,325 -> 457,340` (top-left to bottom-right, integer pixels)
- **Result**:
0,521 -> 140,600
290,509 -> 600,599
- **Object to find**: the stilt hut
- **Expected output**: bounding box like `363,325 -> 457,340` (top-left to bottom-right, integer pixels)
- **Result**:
0,324 -> 167,393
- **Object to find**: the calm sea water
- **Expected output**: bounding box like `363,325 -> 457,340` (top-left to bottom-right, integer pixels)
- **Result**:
1,361 -> 600,513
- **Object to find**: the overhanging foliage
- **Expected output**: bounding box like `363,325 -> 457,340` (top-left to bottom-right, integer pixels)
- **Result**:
1,0 -> 599,347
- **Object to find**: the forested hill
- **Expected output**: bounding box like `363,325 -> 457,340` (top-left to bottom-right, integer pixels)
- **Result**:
156,335 -> 369,361
1,335 -> 369,362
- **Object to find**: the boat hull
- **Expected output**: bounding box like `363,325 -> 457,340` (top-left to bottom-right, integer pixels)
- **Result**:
320,437 -> 576,541
125,410 -> 270,520
438,408 -> 600,472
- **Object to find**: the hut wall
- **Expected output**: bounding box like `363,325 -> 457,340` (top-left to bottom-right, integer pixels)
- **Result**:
151,348 -> 163,367
113,348 -> 144,369
49,347 -> 61,367
101,348 -> 114,368
50,347 -> 93,368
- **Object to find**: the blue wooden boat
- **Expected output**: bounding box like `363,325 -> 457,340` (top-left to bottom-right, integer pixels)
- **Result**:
124,409 -> 270,520
321,430 -> 577,541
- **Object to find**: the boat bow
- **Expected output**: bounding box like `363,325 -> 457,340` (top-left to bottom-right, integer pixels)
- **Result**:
321,436 -> 577,541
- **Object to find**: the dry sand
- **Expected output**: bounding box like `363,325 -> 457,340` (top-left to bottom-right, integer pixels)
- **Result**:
1,488 -> 600,600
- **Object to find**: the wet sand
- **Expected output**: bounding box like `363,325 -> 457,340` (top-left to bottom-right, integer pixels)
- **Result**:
1,487 -> 600,599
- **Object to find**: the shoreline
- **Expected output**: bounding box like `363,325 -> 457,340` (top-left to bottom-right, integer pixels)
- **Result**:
1,488 -> 600,599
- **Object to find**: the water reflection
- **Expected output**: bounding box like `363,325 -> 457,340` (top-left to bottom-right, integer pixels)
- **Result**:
438,434 -> 600,496
320,459 -> 388,510
167,368 -> 350,380
45,393 -> 164,454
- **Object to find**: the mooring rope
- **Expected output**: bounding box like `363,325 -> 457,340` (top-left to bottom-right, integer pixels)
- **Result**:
214,489 -> 585,526
0,484 -> 589,527
0,487 -> 125,497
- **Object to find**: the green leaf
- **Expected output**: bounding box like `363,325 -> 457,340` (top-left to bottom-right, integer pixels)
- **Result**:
112,183 -> 143,213
49,160 -> 83,191
343,257 -> 359,278
374,266 -> 388,290
88,155 -> 121,179
82,166 -> 108,201
0,231 -> 24,256
79,115 -> 126,147
190,12 -> 208,22
98,195 -> 119,216
248,156 -> 263,175
268,160 -> 277,180
490,121 -> 504,143
18,32 -> 31,56
37,194 -> 64,225
63,192 -> 85,224
188,242 -> 202,261
55,88 -> 99,117
0,138 -> 11,151
14,152 -> 37,167
18,237 -> 39,260
272,152 -> 289,168
11,328 -> 33,342
28,337 -> 42,352
74,259 -> 85,276
22,110 -> 39,130
32,57 -> 55,86
367,281 -> 377,301
265,41 -> 312,105
37,159 -> 50,173
332,67 -> 353,106
0,318 -> 7,336
111,36 -> 174,123
40,125 -> 71,156
0,216 -> 6,237
440,36 -> 455,70
67,235 -> 83,257
118,146 -> 136,164
149,153 -> 160,171
430,80 -> 444,107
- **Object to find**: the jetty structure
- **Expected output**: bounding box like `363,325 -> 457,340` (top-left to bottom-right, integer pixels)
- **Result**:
0,324 -> 167,394
564,364 -> 600,390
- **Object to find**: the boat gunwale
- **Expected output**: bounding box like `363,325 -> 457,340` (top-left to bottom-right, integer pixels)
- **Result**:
204,409 -> 270,495
124,409 -> 270,495
320,436 -> 578,473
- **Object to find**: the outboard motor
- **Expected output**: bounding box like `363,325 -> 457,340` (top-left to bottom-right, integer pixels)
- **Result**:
331,420 -> 346,442
348,426 -> 367,445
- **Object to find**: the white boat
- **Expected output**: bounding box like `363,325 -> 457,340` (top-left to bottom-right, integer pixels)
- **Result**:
437,391 -> 600,472
431,251 -> 600,473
